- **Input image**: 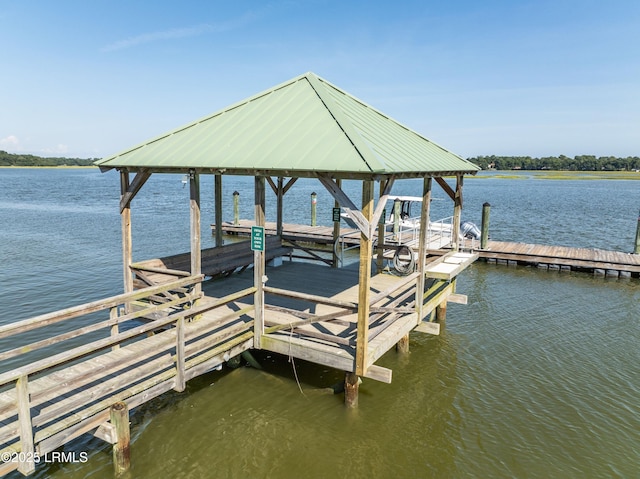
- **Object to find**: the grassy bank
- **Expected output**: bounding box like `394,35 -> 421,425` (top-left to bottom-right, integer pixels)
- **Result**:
473,170 -> 640,180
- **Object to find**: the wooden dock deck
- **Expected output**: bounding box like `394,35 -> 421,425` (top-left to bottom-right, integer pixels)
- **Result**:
0,276 -> 255,476
476,240 -> 640,277
217,220 -> 640,278
0,254 -> 472,476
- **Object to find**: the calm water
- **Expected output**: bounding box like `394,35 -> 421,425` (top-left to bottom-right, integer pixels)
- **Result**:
0,168 -> 638,478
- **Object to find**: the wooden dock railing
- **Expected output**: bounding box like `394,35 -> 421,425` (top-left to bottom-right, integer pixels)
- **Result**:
0,275 -> 255,476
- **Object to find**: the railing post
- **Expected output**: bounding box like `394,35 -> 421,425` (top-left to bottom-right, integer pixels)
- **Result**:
393,198 -> 400,241
16,375 -> 35,475
175,316 -> 185,392
481,202 -> 491,249
110,307 -> 120,351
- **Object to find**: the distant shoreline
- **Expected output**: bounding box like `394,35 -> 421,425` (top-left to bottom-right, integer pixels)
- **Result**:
473,170 -> 640,180
1,166 -> 639,180
0,165 -> 96,169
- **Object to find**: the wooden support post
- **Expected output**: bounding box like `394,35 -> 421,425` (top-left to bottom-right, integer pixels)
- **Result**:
190,171 -> 201,297
254,176 -> 266,349
393,197 -> 400,241
481,202 -> 491,249
436,301 -> 447,323
214,174 -> 223,247
452,175 -> 463,252
355,180 -> 374,377
344,371 -> 359,408
396,333 -> 409,353
120,171 -> 133,296
310,191 -> 317,226
332,179 -> 342,268
634,209 -> 640,254
110,402 -> 131,476
233,190 -> 240,226
376,180 -> 386,272
16,376 -> 35,475
276,177 -> 284,236
416,177 -> 432,321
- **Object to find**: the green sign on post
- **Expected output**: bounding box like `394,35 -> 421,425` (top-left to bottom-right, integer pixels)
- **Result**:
332,207 -> 341,222
251,226 -> 265,252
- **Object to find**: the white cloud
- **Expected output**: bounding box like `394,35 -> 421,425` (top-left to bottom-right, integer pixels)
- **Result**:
0,135 -> 21,150
102,13 -> 257,52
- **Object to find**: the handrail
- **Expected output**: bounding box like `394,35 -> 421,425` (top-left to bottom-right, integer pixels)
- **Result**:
0,275 -> 203,339
334,216 -> 456,267
0,285 -> 256,388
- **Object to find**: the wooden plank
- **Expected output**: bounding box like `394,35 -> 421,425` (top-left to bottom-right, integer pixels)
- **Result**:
414,321 -> 440,335
447,293 -> 468,304
367,313 -> 417,366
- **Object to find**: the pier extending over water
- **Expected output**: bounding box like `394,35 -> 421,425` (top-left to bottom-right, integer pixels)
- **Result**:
216,220 -> 640,279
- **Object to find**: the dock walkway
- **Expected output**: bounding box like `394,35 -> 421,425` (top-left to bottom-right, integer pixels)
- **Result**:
217,220 -> 640,278
0,256 -> 470,476
477,240 -> 640,277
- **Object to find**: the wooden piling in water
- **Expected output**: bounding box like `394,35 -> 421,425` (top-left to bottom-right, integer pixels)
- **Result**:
311,192 -> 317,226
344,372 -> 359,408
481,202 -> 491,249
110,401 -> 131,476
233,190 -> 240,226
396,334 -> 409,353
634,209 -> 640,254
436,301 -> 447,323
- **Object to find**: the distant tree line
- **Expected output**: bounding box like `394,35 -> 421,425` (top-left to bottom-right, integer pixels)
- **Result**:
468,155 -> 640,171
0,150 -> 95,167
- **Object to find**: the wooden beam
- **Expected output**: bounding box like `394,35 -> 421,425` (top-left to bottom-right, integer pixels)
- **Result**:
355,180 -> 374,376
214,174 -> 223,247
282,177 -> 298,195
264,285 -> 358,310
120,171 -> 133,297
416,177 -> 432,321
190,171 -> 201,296
317,174 -> 371,239
119,169 -> 151,213
254,176 -> 266,349
276,177 -> 284,236
371,175 -> 396,226
452,175 -> 463,252
434,176 -> 456,202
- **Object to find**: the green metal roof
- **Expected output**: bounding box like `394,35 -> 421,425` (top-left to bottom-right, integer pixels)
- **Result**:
95,72 -> 479,178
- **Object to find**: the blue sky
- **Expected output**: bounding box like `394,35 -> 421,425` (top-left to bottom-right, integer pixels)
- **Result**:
1,0 -> 639,159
